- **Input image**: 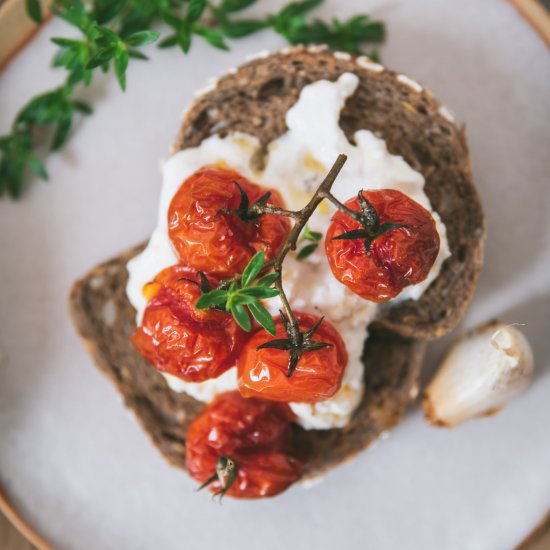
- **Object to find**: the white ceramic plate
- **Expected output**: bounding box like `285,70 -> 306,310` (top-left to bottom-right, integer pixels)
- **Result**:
1,1 -> 549,549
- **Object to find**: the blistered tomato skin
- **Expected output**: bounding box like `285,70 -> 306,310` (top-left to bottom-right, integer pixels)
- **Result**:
186,391 -> 302,499
325,189 -> 440,302
237,312 -> 348,403
168,167 -> 291,277
131,266 -> 247,383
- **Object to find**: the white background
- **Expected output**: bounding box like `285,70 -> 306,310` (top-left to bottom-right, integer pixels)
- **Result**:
1,1 -> 549,549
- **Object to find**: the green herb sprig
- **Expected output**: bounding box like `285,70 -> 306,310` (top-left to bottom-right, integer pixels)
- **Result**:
1,0 -> 162,197
268,1 -> 384,57
0,0 -> 384,199
195,251 -> 279,335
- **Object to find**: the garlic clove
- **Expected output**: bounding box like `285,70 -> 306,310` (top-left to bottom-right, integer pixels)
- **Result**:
423,322 -> 534,428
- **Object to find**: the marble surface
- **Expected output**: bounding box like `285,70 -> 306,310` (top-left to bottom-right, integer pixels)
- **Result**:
1,1 -> 549,549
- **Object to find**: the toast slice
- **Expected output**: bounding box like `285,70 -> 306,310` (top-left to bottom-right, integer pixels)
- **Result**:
175,46 -> 485,340
70,46 -> 484,480
70,246 -> 425,478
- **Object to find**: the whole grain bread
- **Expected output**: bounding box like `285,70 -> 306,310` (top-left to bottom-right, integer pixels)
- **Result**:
70,46 -> 484,481
174,46 -> 485,339
70,246 -> 425,478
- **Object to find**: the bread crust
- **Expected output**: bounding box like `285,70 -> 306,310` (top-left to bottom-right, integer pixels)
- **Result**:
69,247 -> 425,479
69,47 -> 483,481
175,46 -> 485,339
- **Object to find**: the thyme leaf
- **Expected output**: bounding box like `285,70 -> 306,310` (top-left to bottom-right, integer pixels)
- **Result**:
195,251 -> 279,335
296,225 -> 323,260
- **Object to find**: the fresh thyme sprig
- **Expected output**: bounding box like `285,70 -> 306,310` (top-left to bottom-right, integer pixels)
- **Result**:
0,0 -> 161,198
195,251 -> 279,335
1,0 -> 384,199
51,0 -> 161,89
159,0 -> 230,52
268,1 -> 384,58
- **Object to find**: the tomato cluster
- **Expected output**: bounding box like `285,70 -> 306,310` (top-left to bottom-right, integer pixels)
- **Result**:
132,167 -> 440,498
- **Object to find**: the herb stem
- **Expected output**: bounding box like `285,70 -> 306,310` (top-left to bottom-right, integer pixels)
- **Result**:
320,191 -> 363,223
220,154 -> 348,285
218,155 -> 347,336
269,153 -> 347,333
272,154 -> 347,269
273,275 -> 298,335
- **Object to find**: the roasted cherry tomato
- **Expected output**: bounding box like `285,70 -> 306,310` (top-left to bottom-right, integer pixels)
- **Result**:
186,391 -> 302,499
131,266 -> 248,383
168,166 -> 291,277
237,312 -> 348,403
325,189 -> 440,302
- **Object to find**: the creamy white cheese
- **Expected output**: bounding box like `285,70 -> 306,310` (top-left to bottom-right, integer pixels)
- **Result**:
163,369 -> 238,402
126,73 -> 451,429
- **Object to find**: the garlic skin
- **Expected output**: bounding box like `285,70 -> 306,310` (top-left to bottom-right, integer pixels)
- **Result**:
423,323 -> 534,427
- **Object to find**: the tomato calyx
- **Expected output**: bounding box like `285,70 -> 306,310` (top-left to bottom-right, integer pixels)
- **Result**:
216,179 -> 274,222
256,310 -> 333,377
177,271 -> 226,312
177,271 -> 212,293
218,180 -> 298,223
331,190 -> 405,256
197,454 -> 239,501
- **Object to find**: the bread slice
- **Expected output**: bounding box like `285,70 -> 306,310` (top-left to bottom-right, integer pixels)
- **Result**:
69,246 -> 425,478
175,46 -> 485,340
69,46 -> 483,481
